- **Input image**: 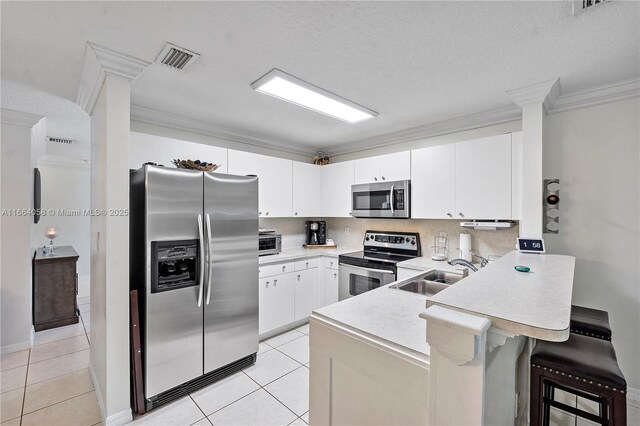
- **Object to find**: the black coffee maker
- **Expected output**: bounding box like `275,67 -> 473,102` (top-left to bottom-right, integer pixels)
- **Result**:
305,221 -> 326,246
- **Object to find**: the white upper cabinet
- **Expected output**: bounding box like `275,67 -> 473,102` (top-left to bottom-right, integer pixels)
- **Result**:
183,141 -> 228,174
292,162 -> 321,218
320,161 -> 355,217
354,151 -> 410,184
455,134 -> 512,220
130,131 -> 184,170
228,149 -> 292,218
411,144 -> 456,219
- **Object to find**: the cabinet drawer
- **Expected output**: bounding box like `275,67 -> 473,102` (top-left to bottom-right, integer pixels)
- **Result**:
323,257 -> 339,270
259,261 -> 295,278
295,257 -> 319,271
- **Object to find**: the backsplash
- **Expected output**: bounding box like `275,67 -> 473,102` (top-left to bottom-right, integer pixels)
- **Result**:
260,217 -> 519,259
325,218 -> 519,259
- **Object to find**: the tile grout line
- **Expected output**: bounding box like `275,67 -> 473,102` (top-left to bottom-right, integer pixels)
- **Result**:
195,386 -> 263,419
188,394 -> 210,423
26,346 -> 90,368
262,331 -> 306,349
22,353 -> 91,388
241,365 -> 309,419
18,348 -> 31,426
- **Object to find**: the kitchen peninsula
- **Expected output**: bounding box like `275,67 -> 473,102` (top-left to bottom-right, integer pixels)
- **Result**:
309,250 -> 575,425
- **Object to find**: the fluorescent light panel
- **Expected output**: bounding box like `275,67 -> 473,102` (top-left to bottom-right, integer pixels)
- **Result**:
251,69 -> 377,124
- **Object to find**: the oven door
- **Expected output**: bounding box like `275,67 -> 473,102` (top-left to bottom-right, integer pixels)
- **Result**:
338,263 -> 396,300
351,180 -> 410,218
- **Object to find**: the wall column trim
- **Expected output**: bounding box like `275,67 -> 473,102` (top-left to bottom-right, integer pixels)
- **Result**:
76,42 -> 150,115
507,78 -> 559,238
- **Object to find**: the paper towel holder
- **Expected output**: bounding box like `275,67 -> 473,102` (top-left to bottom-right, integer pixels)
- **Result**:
460,220 -> 515,231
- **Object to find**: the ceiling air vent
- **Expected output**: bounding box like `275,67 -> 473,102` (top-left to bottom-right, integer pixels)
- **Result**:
47,137 -> 77,145
155,43 -> 200,71
573,0 -> 608,15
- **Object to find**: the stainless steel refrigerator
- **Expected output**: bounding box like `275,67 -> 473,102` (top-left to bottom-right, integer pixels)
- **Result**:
130,165 -> 258,410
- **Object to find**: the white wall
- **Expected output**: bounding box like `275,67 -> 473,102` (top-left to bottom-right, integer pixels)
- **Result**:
544,97 -> 640,389
0,110 -> 43,353
32,164 -> 91,294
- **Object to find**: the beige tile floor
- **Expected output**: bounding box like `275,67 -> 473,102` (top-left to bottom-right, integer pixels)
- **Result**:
1,296 -> 100,426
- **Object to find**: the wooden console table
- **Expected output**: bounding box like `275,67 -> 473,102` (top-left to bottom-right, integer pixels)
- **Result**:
33,246 -> 79,331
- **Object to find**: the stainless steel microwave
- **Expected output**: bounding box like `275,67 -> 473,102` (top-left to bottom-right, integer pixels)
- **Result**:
351,180 -> 410,218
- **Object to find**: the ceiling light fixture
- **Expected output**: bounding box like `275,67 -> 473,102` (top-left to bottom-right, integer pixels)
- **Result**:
251,69 -> 377,124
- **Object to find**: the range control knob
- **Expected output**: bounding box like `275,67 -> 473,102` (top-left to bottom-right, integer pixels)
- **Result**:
365,236 -> 370,241
411,239 -> 416,245
405,237 -> 410,243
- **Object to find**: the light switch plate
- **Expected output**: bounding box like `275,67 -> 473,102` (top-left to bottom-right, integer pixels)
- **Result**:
344,227 -> 350,236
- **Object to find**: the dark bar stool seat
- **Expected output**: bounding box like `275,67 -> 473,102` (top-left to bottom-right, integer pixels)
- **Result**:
571,305 -> 612,340
530,333 -> 627,426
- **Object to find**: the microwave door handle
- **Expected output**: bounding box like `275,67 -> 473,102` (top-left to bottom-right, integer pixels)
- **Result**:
205,213 -> 213,305
197,214 -> 205,307
339,263 -> 395,274
390,185 -> 395,215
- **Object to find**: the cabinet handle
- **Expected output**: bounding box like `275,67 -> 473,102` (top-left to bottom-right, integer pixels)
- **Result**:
458,212 -> 464,218
266,212 -> 269,216
374,177 -> 378,181
282,265 -> 286,271
334,273 -> 337,278
447,213 -> 453,218
75,273 -> 78,296
266,281 -> 270,288
297,274 -> 301,280
273,279 -> 277,286
295,212 -> 298,216
382,176 -> 386,180
259,212 -> 263,215
305,262 -> 309,267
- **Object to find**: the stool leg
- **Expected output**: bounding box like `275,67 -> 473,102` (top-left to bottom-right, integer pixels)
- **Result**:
530,366 -> 543,426
611,392 -> 626,426
543,382 -> 552,426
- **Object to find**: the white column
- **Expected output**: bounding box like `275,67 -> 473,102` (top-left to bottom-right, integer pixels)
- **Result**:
76,42 -> 149,425
1,110 -> 44,354
507,79 -> 559,238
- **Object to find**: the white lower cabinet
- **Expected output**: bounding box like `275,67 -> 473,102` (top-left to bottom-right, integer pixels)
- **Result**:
324,269 -> 339,306
259,256 -> 339,335
258,273 -> 294,335
294,268 -> 320,321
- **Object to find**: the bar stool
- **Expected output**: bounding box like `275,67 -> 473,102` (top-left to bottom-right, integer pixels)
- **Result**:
570,304 -> 612,341
530,333 -> 627,426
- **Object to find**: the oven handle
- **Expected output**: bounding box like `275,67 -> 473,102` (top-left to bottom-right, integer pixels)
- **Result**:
339,263 -> 395,274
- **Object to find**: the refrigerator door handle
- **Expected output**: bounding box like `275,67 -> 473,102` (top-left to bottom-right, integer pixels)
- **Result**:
206,213 -> 213,305
197,214 -> 205,307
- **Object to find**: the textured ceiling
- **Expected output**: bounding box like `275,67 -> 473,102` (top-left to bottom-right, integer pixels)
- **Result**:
1,1 -> 639,153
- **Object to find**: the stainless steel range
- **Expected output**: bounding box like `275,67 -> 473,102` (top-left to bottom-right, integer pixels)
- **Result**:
338,230 -> 421,300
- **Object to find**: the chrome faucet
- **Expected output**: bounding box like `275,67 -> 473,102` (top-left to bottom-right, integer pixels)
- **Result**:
447,258 -> 478,272
471,252 -> 489,268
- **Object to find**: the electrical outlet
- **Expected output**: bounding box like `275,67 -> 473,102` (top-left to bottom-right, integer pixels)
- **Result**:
344,227 -> 350,236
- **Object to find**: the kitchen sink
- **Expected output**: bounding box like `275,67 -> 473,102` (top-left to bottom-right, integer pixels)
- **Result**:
391,270 -> 465,296
420,270 -> 465,285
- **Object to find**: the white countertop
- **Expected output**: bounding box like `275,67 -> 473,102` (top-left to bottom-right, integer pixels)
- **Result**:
258,246 -> 358,265
426,251 -> 575,341
312,269 -> 432,362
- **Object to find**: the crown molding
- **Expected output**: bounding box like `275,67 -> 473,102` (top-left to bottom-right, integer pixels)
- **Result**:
76,42 -> 150,115
130,104 -> 318,157
321,105 -> 522,156
507,78 -> 560,112
549,77 -> 640,114
1,109 -> 44,128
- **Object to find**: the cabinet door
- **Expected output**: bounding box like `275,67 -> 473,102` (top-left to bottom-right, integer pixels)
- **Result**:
259,273 -> 294,335
130,132 -> 184,169
511,132 -> 523,220
292,162 -> 321,217
411,144 -> 456,219
379,151 -> 411,182
320,161 -> 355,217
455,134 -> 512,220
354,157 -> 380,184
294,268 -> 319,321
260,156 -> 293,217
228,150 -> 266,215
183,142 -> 228,174
324,269 -> 339,306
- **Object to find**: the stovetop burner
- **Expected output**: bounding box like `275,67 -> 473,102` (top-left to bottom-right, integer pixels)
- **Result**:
339,230 -> 421,271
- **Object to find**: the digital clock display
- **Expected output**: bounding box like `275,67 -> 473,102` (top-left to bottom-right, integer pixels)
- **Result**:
517,238 -> 545,253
